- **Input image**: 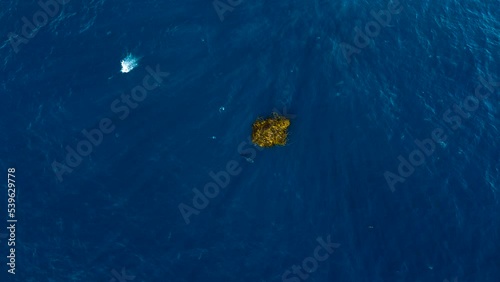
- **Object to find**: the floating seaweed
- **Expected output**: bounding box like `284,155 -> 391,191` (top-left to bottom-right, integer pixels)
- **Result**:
251,112 -> 290,147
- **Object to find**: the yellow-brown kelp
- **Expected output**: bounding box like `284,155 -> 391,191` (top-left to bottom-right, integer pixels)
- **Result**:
251,112 -> 290,147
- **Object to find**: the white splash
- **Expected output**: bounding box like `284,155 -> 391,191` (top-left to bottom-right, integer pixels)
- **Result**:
120,54 -> 138,73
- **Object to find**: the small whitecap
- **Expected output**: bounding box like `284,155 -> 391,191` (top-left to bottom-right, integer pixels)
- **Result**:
120,54 -> 139,73
438,141 -> 447,148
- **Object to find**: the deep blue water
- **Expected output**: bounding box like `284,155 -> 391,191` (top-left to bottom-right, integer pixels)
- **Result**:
1,0 -> 499,281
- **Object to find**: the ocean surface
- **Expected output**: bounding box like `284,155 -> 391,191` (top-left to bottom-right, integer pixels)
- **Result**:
1,0 -> 499,281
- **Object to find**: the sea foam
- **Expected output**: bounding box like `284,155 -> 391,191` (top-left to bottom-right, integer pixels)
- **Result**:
120,54 -> 138,73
